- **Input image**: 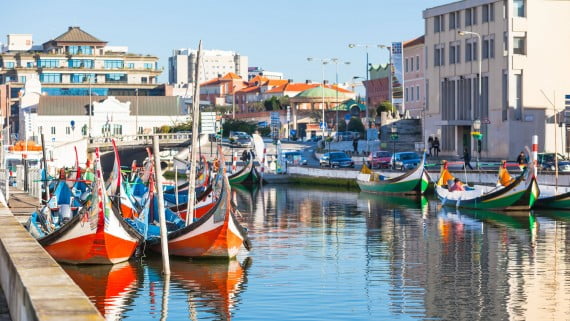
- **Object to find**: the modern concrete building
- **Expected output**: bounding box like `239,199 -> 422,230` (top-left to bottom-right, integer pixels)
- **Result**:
423,0 -> 570,159
168,48 -> 248,86
0,27 -> 165,138
248,67 -> 284,80
403,36 -> 426,118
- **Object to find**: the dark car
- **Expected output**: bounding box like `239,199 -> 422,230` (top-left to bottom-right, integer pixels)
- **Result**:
283,151 -> 308,165
537,152 -> 567,171
366,151 -> 392,169
390,152 -> 421,171
319,152 -> 354,168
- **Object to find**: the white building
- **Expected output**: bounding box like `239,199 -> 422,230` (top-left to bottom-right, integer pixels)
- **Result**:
168,48 -> 248,86
248,67 -> 284,80
18,79 -> 186,144
423,0 -> 570,159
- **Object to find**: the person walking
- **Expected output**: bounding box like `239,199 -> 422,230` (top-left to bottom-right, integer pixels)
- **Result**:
463,147 -> 473,170
427,136 -> 434,157
516,151 -> 528,170
432,137 -> 440,157
352,135 -> 359,154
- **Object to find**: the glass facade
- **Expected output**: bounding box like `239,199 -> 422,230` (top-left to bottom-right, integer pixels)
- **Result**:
71,73 -> 94,83
38,59 -> 61,68
39,73 -> 61,83
104,60 -> 124,69
68,46 -> 93,55
105,73 -> 127,83
68,59 -> 94,68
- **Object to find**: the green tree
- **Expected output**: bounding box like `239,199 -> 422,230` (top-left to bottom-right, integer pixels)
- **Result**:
376,101 -> 395,115
347,117 -> 365,135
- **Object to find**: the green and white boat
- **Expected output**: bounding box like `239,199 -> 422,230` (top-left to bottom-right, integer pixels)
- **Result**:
435,162 -> 539,211
356,156 -> 429,195
534,185 -> 570,209
228,157 -> 261,185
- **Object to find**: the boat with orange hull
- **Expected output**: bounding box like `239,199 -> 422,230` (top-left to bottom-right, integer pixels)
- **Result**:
149,173 -> 250,259
27,148 -> 143,264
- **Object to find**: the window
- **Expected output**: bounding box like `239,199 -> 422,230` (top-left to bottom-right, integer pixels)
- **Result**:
434,15 -> 445,33
449,12 -> 456,29
513,0 -> 525,17
19,76 -> 26,83
127,63 -> 134,69
465,8 -> 472,26
144,63 -> 153,69
405,58 -> 409,72
416,56 -> 420,70
416,85 -> 420,101
39,73 -> 61,83
405,87 -> 409,102
483,36 -> 495,59
449,43 -> 461,64
51,127 -> 56,135
68,46 -> 93,55
515,73 -> 523,120
26,62 -> 34,68
104,60 -> 124,69
513,37 -> 526,54
503,32 -> 509,51
66,127 -> 71,135
465,41 -> 473,62
38,59 -> 60,68
434,46 -> 445,67
410,87 -> 414,101
68,59 -> 94,68
502,71 -> 508,121
483,3 -> 494,22
71,73 -> 93,83
4,61 -> 15,68
105,73 -> 127,83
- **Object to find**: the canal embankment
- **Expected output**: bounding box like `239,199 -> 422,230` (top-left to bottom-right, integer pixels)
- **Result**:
0,189 -> 104,321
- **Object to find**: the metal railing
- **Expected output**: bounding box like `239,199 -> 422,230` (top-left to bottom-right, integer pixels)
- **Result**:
89,133 -> 192,148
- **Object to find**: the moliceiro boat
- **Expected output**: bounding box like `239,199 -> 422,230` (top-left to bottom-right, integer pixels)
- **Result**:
356,155 -> 429,195
535,185 -> 570,209
26,148 -> 143,264
229,153 -> 261,185
435,161 -> 539,211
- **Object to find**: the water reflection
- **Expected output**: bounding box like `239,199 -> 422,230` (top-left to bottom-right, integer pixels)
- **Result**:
64,186 -> 570,320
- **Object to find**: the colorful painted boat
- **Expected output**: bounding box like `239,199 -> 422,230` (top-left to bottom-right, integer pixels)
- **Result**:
534,185 -> 570,209
27,148 -> 144,264
149,172 -> 250,259
356,156 -> 429,195
435,161 -> 539,211
228,156 -> 260,185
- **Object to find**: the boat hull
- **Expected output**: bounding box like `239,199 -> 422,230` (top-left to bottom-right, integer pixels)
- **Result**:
535,185 -> 570,209
436,175 -> 539,211
356,161 -> 428,195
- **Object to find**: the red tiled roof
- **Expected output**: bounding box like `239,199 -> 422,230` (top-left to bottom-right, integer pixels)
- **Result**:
283,83 -> 320,92
265,84 -> 287,94
404,35 -> 425,48
265,79 -> 288,86
222,72 -> 241,80
237,86 -> 260,94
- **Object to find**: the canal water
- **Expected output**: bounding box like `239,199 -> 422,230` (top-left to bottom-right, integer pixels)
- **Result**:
63,185 -> 570,320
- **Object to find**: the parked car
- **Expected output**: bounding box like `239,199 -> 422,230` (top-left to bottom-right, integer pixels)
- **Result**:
283,151 -> 308,166
390,152 -> 421,171
229,131 -> 252,148
537,152 -> 567,170
366,151 -> 392,169
319,152 -> 355,168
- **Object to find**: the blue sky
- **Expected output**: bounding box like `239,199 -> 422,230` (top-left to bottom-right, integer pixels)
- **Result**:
1,0 -> 450,85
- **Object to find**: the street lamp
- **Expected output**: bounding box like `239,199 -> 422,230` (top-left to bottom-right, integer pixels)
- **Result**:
88,74 -> 92,140
330,58 -> 350,134
390,125 -> 399,169
349,43 -> 384,153
458,30 -> 483,148
135,88 -> 139,135
232,84 -> 237,119
307,57 -> 330,139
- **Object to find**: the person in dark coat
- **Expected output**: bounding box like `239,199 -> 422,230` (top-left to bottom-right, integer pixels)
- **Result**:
516,151 -> 528,170
352,135 -> 359,154
427,136 -> 434,157
463,147 -> 473,170
432,137 -> 440,157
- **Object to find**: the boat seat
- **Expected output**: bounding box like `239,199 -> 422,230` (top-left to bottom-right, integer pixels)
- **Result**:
60,204 -> 72,221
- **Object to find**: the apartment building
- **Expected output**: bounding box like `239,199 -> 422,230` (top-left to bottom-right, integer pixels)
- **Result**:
423,0 -> 570,159
403,36 -> 426,118
168,49 -> 248,86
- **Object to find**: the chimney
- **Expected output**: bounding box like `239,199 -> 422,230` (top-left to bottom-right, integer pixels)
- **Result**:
306,80 -> 312,84
323,80 -> 329,85
288,79 -> 293,83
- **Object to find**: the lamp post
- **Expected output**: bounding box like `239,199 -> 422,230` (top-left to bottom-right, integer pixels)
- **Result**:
232,85 -> 236,119
330,58 -> 350,134
88,75 -> 92,140
135,88 -> 139,136
307,57 -> 330,139
349,43 -> 384,153
390,125 -> 399,169
458,30 -> 483,159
